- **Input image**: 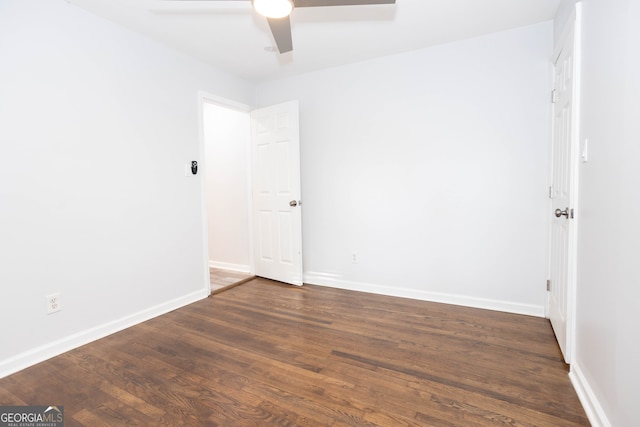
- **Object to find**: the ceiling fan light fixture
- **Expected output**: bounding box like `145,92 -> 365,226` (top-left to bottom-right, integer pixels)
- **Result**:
252,0 -> 293,19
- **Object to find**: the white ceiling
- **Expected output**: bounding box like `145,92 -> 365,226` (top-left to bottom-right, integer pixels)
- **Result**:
67,0 -> 562,83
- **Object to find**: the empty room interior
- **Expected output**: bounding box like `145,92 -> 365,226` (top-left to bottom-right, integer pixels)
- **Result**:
0,0 -> 638,426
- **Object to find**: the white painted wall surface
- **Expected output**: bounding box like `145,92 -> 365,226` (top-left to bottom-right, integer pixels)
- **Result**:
554,0 -> 578,44
571,0 -> 640,425
203,103 -> 251,273
0,0 -> 253,376
256,22 -> 553,315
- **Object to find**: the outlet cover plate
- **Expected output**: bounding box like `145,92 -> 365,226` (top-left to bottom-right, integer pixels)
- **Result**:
46,293 -> 61,314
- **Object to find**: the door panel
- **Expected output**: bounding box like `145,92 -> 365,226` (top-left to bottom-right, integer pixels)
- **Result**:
258,211 -> 274,261
549,22 -> 577,363
251,101 -> 303,285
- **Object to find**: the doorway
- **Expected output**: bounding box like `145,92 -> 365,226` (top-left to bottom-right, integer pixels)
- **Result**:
199,94 -> 304,291
201,96 -> 254,292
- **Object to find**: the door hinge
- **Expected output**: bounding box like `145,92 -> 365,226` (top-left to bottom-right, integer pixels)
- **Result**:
551,89 -> 558,103
570,208 -> 574,219
548,186 -> 553,199
546,279 -> 551,291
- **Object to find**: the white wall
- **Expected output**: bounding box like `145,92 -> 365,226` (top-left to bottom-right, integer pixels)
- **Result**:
0,0 -> 253,377
554,0 -> 578,44
570,0 -> 640,425
256,22 -> 553,315
203,103 -> 251,273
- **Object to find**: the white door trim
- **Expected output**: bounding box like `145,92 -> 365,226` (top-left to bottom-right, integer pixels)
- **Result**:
197,91 -> 255,293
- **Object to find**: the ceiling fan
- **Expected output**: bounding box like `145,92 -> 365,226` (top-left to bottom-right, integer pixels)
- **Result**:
161,0 -> 397,54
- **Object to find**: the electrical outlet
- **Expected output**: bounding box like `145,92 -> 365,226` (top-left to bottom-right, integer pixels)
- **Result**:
352,252 -> 358,264
46,293 -> 61,314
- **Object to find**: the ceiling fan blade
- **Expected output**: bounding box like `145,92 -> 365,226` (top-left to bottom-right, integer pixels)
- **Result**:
293,0 -> 395,7
267,16 -> 293,53
158,0 -> 248,2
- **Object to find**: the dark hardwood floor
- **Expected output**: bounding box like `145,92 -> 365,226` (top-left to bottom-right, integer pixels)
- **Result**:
0,278 -> 588,426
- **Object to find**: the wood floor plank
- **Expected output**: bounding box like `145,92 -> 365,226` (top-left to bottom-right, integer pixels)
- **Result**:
0,278 -> 588,426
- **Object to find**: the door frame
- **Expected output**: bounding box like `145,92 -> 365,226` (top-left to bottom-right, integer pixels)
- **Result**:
546,4 -> 582,363
197,91 -> 255,292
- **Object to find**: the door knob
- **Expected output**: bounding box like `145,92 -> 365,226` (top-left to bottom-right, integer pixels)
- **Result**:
555,207 -> 569,218
289,200 -> 298,207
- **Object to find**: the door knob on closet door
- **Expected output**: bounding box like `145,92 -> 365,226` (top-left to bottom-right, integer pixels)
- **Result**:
555,207 -> 569,218
289,200 -> 298,207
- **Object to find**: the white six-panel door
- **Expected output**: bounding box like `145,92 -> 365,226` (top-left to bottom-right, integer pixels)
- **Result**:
251,101 -> 303,286
549,18 -> 578,363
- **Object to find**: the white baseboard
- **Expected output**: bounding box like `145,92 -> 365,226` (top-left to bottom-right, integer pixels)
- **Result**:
303,272 -> 545,317
0,289 -> 209,379
569,363 -> 612,427
209,260 -> 251,274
